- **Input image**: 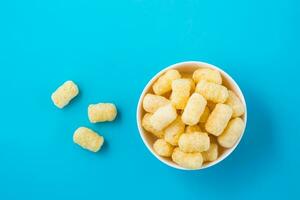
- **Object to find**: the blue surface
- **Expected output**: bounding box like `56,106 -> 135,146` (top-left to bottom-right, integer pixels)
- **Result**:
0,0 -> 299,199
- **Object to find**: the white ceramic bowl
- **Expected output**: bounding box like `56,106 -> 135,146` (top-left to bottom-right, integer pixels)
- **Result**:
136,61 -> 247,170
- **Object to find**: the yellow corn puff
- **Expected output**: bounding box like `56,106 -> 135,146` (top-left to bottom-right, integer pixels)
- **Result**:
178,132 -> 210,153
205,104 -> 232,136
199,106 -> 210,123
195,80 -> 228,103
187,78 -> 196,91
51,80 -> 79,108
150,104 -> 177,132
225,90 -> 245,117
170,79 -> 192,109
142,113 -> 164,138
172,147 -> 203,169
153,139 -> 174,157
202,143 -> 218,162
192,68 -> 222,84
153,70 -> 181,95
88,103 -> 117,123
164,117 -> 185,146
182,93 -> 207,125
143,94 -> 170,113
218,118 -> 245,148
73,127 -> 104,152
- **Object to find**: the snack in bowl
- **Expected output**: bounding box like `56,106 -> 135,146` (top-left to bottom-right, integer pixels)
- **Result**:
153,139 -> 174,157
153,69 -> 181,95
205,103 -> 233,136
164,116 -> 185,146
170,79 -> 193,109
137,61 -> 247,170
181,93 -> 207,126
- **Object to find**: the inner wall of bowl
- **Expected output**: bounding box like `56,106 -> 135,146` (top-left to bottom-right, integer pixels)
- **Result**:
138,61 -> 247,169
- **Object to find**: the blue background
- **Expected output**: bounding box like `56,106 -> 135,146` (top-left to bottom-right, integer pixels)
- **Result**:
0,0 -> 299,199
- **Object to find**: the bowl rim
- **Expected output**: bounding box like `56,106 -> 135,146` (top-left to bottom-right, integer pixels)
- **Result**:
136,61 -> 247,170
